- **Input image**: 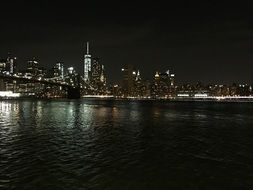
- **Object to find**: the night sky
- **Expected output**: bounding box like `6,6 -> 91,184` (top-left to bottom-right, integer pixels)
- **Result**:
0,1 -> 253,84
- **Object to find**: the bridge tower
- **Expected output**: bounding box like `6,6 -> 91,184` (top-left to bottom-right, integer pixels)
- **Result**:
67,74 -> 81,99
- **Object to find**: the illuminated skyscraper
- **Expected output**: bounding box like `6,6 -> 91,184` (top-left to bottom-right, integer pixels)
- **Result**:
54,62 -> 64,79
67,67 -> 75,75
0,59 -> 7,73
121,65 -> 136,97
90,58 -> 107,94
91,58 -> 106,85
27,57 -> 39,78
50,62 -> 64,81
152,69 -> 176,98
7,55 -> 17,74
135,70 -> 141,81
0,53 -> 18,75
84,42 -> 91,82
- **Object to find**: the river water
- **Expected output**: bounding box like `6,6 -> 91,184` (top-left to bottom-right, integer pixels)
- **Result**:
0,100 -> 253,189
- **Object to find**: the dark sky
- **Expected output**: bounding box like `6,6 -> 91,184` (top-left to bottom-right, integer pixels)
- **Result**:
0,1 -> 253,84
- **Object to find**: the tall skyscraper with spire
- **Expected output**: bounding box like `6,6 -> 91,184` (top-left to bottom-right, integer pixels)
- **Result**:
84,42 -> 91,82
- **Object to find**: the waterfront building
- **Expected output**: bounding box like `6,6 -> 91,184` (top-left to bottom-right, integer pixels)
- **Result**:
152,70 -> 176,98
237,84 -> 251,96
111,84 -> 122,97
132,70 -> 148,98
121,65 -> 136,97
169,73 -> 175,87
91,58 -> 106,85
0,78 -> 4,91
90,57 -> 107,94
66,67 -> 79,88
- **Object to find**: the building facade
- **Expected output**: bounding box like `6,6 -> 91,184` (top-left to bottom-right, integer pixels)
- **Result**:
84,42 -> 92,83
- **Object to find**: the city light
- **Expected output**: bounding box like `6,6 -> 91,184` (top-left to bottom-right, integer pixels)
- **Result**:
177,94 -> 190,97
0,91 -> 20,98
0,49 -> 252,100
194,94 -> 208,97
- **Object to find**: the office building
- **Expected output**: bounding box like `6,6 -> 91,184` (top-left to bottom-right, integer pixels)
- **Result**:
52,62 -> 64,79
152,69 -> 176,98
0,59 -> 6,73
27,58 -> 39,78
121,65 -> 138,97
84,42 -> 92,82
7,54 -> 17,74
91,58 -> 106,84
0,54 -> 17,75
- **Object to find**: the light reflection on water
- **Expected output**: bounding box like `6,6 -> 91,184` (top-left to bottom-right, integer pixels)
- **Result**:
0,100 -> 253,189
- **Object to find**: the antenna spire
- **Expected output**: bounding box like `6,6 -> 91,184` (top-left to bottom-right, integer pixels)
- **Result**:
86,42 -> 89,54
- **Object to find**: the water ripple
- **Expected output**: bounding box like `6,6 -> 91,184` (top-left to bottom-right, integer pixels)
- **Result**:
1,100 -> 253,189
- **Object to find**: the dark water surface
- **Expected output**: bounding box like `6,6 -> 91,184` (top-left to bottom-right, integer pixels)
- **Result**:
1,100 -> 253,190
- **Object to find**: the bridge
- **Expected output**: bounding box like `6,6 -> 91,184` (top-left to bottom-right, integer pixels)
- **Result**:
0,73 -> 81,99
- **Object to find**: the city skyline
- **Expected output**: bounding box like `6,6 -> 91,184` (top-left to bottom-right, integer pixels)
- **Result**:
1,48 -> 252,100
0,1 -> 253,84
0,48 -> 253,86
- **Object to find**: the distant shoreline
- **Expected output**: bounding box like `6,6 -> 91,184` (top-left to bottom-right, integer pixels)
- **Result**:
112,98 -> 253,103
1,97 -> 253,103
